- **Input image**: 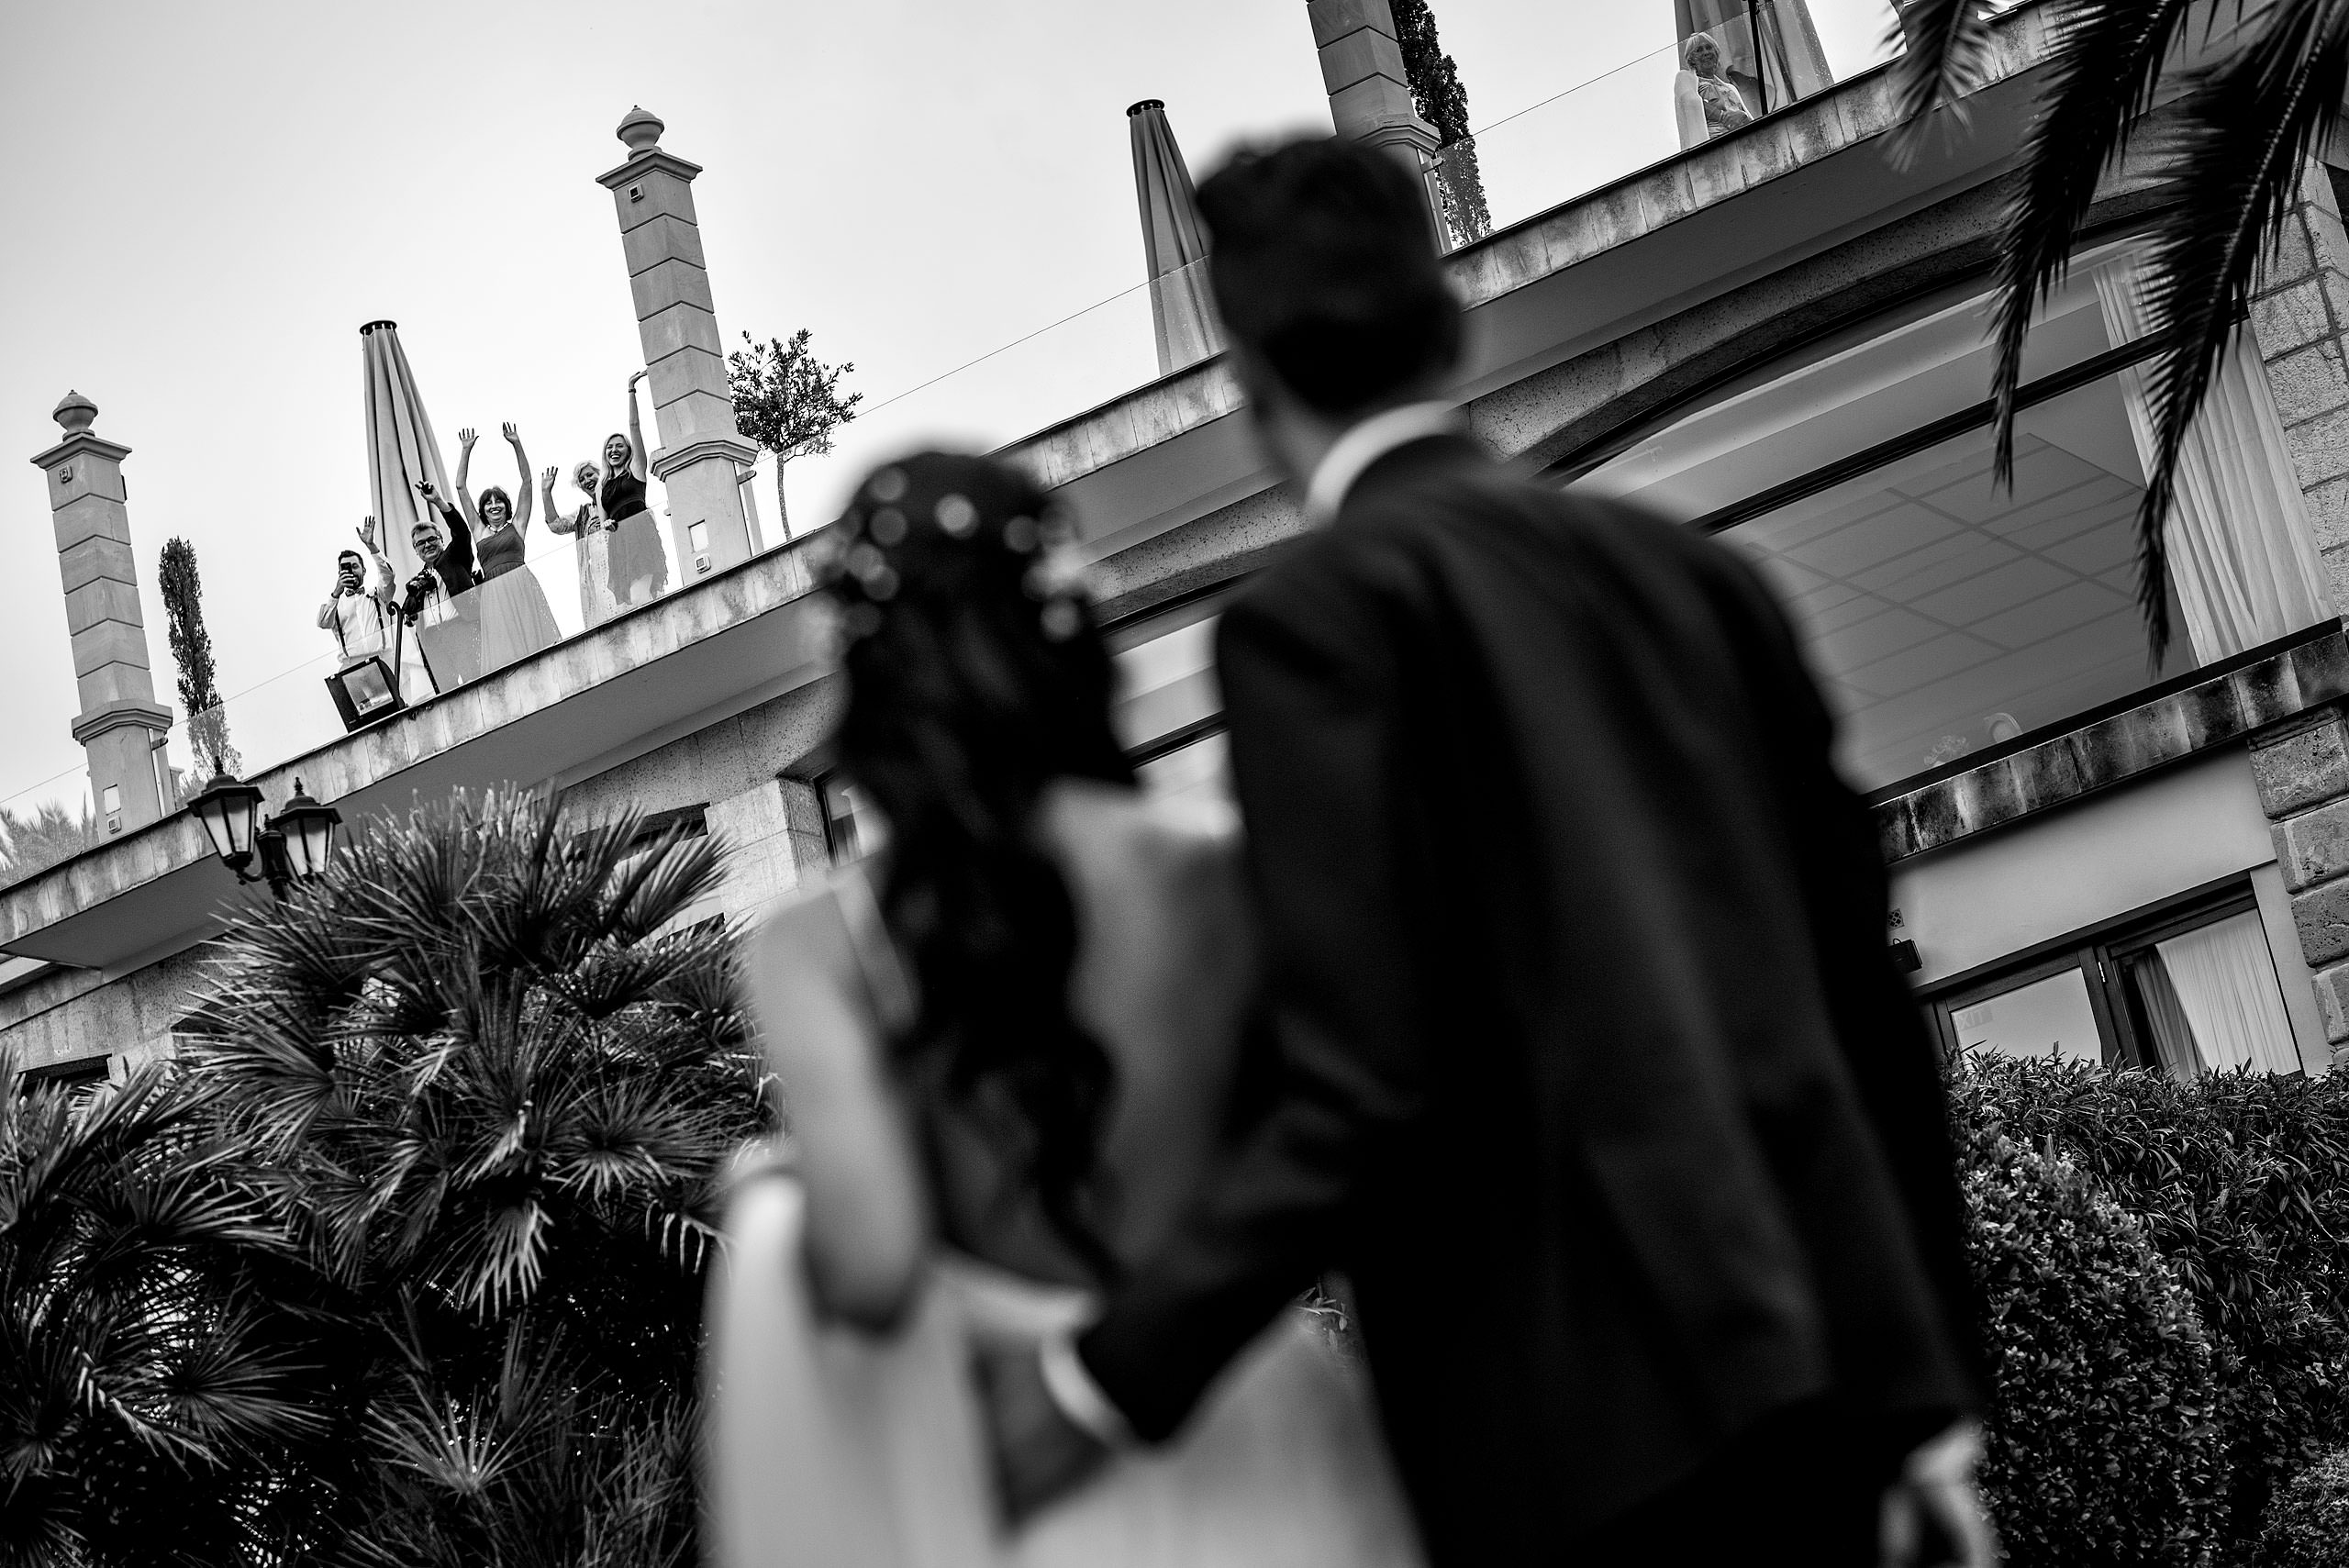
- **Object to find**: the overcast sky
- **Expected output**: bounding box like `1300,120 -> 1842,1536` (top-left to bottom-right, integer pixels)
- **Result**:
0,0 -> 1895,814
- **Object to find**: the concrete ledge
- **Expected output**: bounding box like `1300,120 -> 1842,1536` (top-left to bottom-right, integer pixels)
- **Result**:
0,535 -> 829,962
1005,6 -> 2055,498
1876,625 -> 2349,862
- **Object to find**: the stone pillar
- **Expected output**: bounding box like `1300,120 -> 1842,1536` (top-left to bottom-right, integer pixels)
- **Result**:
1306,0 -> 1444,228
2253,711 -> 2349,1069
597,106 -> 761,583
2250,158 -> 2349,606
29,393 -> 171,839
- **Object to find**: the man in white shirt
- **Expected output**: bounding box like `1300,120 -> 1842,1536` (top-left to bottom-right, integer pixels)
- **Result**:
316,517 -> 396,668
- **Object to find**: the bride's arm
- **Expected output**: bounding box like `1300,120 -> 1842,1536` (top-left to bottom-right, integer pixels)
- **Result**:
746,895 -> 932,1329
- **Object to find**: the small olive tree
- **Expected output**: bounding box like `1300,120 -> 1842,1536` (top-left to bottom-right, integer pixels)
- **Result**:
727,328 -> 863,539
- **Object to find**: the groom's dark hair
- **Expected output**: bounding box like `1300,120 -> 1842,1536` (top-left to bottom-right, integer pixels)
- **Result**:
1197,136 -> 1462,417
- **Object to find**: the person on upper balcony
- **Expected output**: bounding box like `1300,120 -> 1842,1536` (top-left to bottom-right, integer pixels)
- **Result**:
405,479 -> 480,689
452,422 -> 563,674
1675,32 -> 1753,149
317,516 -> 396,668
599,370 -> 672,608
544,460 -> 623,630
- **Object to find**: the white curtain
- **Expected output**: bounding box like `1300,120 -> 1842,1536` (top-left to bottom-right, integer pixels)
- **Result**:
2156,911 -> 2305,1074
2091,254 -> 2333,662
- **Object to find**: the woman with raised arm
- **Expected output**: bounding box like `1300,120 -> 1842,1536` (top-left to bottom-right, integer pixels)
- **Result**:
599,370 -> 670,607
709,451 -> 1422,1568
543,461 -> 622,629
455,422 -> 562,673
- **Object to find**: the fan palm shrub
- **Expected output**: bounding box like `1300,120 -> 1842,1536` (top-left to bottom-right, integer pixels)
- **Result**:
0,800 -> 97,889
181,788 -> 770,1564
0,1061 -> 317,1568
1893,0 -> 2345,659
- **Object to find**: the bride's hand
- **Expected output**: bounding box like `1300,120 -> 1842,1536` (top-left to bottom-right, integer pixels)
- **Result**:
974,1342 -> 1110,1524
1879,1422 -> 1997,1568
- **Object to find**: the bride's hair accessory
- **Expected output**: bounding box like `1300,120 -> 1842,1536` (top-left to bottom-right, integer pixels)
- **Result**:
821,450 -> 1131,1277
821,460 -> 1099,649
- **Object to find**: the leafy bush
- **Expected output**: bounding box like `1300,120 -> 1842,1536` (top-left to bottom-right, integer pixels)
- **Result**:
1953,1055 -> 2349,1545
2258,1445 -> 2349,1567
1957,1111 -> 2232,1565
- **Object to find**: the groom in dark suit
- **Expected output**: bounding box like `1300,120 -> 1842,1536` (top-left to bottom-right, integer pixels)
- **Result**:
985,137 -> 1990,1566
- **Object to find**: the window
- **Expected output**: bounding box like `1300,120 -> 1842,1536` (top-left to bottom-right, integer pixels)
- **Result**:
1136,728 -> 1231,810
619,805 -> 707,858
18,1056 -> 109,1099
1569,242 -> 2330,791
1923,880 -> 2306,1078
1108,587 -> 1237,808
818,772 -> 880,865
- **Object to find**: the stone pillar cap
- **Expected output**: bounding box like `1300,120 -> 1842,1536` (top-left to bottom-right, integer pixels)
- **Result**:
618,106 -> 664,152
53,391 -> 96,435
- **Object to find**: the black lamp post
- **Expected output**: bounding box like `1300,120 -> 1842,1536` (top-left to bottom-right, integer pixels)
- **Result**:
188,772 -> 341,900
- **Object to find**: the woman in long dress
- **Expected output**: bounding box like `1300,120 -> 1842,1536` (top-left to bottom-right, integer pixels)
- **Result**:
455,423 -> 562,673
600,371 -> 671,606
711,451 -> 1424,1568
542,461 -> 623,629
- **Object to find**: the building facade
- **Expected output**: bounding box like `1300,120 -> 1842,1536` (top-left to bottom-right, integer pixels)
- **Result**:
6,6 -> 2344,1090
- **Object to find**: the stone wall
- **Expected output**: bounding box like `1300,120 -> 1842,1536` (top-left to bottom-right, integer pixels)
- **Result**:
2252,709 -> 2349,1063
0,945 -> 208,1080
0,674 -> 848,1074
2250,161 -> 2349,606
2237,160 -> 2349,1065
556,675 -> 842,929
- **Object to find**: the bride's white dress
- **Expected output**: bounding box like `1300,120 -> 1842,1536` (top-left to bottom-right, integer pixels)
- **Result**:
707,801 -> 1425,1568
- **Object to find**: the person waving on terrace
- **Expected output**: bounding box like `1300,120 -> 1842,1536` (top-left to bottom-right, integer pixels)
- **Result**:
454,422 -> 562,673
544,461 -> 622,629
598,370 -> 671,608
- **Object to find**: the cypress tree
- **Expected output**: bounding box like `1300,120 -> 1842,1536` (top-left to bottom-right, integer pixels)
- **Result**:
160,537 -> 238,777
1390,0 -> 1492,245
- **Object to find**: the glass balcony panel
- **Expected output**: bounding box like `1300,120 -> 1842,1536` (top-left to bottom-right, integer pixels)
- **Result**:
1951,967 -> 2105,1066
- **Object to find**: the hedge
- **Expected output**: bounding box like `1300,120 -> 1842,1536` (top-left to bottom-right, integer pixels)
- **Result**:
1951,1056 -> 2349,1559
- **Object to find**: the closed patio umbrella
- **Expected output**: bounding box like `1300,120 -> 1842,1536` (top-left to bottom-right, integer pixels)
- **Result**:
361,320 -> 453,592
1128,100 -> 1223,378
360,320 -> 454,696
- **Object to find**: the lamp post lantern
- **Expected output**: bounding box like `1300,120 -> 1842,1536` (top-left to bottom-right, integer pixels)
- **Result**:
189,773 -> 340,899
187,770 -> 263,874
272,782 -> 342,884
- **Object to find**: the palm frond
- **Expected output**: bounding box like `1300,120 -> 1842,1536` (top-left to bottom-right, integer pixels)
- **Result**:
2124,0 -> 2349,656
140,786 -> 767,1559
1886,0 -> 2003,162
1981,0 -> 2210,478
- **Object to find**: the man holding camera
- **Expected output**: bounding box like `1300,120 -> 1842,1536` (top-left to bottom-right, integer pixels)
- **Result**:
402,480 -> 480,688
317,516 -> 397,669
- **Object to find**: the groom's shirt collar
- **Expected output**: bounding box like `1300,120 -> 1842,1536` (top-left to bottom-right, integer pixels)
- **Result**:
1301,400 -> 1465,528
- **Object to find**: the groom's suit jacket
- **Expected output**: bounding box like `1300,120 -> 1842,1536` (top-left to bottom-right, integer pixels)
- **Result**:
1076,434 -> 1977,1562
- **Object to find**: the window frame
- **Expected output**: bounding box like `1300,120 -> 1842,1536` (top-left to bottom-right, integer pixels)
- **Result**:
813,769 -> 866,866
17,1056 -> 110,1099
1916,874 -> 2274,1071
